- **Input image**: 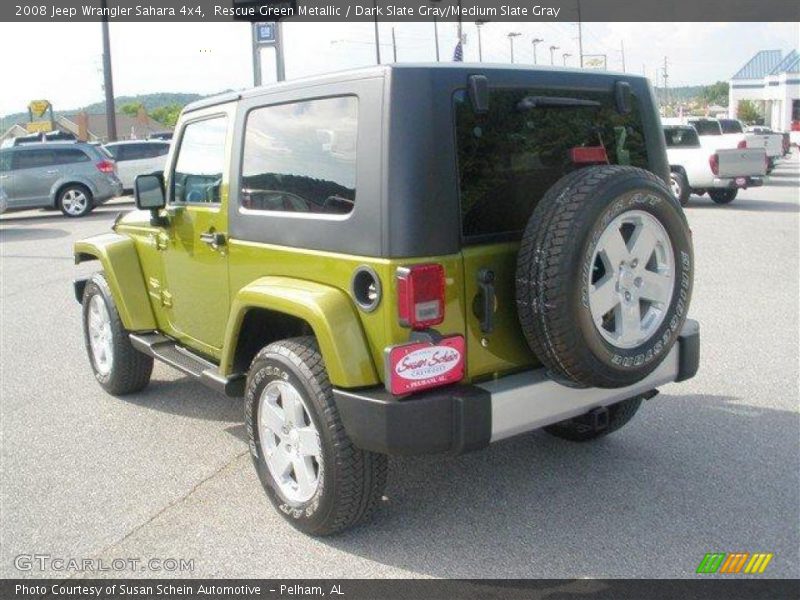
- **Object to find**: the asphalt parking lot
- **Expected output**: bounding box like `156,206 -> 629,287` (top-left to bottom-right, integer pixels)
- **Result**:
1,155 -> 798,580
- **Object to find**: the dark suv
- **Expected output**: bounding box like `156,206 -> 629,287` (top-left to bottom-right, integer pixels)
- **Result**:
0,142 -> 122,217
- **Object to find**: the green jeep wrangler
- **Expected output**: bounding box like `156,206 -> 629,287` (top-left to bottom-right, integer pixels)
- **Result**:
74,64 -> 698,535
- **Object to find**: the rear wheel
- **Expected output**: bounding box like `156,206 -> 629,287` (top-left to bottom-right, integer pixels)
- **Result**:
544,395 -> 645,442
58,184 -> 93,217
245,337 -> 387,536
516,166 -> 693,389
709,189 -> 737,204
669,170 -> 690,206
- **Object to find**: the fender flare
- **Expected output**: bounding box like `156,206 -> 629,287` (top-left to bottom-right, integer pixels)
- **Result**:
220,276 -> 379,389
74,233 -> 156,331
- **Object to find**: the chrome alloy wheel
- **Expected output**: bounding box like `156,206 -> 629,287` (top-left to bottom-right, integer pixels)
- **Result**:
669,173 -> 682,199
62,189 -> 89,215
588,210 -> 675,349
258,380 -> 322,504
87,294 -> 114,375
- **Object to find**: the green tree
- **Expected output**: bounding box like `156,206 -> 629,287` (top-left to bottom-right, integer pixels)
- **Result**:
150,103 -> 183,127
120,101 -> 144,117
737,100 -> 761,124
701,81 -> 729,107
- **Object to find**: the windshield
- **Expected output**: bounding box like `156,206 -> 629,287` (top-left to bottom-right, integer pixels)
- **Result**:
689,120 -> 722,136
718,119 -> 743,134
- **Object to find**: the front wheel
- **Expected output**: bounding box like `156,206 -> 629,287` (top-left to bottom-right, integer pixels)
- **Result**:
245,337 -> 387,536
58,184 -> 94,217
544,395 -> 645,442
709,189 -> 737,204
82,273 -> 153,395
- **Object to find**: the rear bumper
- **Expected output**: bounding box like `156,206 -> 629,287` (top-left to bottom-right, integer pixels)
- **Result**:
712,176 -> 763,189
333,320 -> 699,456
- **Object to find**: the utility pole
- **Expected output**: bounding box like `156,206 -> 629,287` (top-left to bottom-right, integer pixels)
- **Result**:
100,0 -> 116,142
663,56 -> 669,107
391,26 -> 397,63
433,17 -> 440,62
576,0 -> 584,67
507,32 -> 521,64
475,21 -> 485,62
456,0 -> 463,52
531,37 -> 543,65
373,0 -> 381,64
620,40 -> 626,72
550,45 -> 559,66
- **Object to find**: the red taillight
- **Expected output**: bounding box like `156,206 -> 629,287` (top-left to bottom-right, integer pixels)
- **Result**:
737,139 -> 747,149
570,146 -> 609,165
96,159 -> 115,174
709,153 -> 719,176
396,264 -> 445,330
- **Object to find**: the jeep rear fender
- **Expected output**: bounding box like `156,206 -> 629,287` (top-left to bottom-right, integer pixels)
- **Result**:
221,277 -> 379,388
74,233 -> 156,331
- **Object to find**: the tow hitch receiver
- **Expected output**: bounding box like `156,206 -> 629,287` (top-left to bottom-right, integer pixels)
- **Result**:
575,406 -> 610,433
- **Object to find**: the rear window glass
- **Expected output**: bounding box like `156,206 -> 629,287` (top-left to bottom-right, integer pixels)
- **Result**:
718,119 -> 743,134
689,120 -> 721,136
455,87 -> 649,240
664,127 -> 700,148
240,96 -> 357,216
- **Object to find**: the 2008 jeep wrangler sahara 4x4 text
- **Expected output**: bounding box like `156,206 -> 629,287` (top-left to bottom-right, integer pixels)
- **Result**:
74,64 -> 699,535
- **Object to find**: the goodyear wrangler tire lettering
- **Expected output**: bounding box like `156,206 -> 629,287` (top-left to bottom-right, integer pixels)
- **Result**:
516,166 -> 694,389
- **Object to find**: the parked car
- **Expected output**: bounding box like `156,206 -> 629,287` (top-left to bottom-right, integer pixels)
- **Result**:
664,125 -> 766,205
102,140 -> 171,191
74,65 -> 699,535
148,131 -> 173,141
0,142 -> 122,217
0,188 -> 7,215
687,117 -> 745,151
744,126 -> 786,170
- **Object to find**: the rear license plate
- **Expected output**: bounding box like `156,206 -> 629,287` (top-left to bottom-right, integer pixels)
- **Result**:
386,335 -> 465,395
735,177 -> 747,186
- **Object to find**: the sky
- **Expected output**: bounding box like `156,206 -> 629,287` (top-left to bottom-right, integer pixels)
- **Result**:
0,21 -> 797,117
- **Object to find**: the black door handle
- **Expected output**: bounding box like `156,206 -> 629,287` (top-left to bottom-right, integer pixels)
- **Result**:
476,268 -> 496,334
199,231 -> 226,249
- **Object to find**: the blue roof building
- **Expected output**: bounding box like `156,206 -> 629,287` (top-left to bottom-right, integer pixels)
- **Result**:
729,50 -> 800,133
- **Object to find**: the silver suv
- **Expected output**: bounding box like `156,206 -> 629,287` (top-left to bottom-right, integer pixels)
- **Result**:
0,142 -> 123,217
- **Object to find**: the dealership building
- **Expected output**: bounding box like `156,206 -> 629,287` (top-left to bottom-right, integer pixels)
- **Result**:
728,49 -> 799,132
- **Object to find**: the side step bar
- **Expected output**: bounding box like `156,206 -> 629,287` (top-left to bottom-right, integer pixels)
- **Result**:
129,333 -> 246,397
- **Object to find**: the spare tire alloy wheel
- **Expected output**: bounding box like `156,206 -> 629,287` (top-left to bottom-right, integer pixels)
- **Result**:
589,210 -> 674,350
516,166 -> 693,389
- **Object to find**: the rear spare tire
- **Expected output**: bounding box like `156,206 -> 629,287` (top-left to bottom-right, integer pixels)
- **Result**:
516,166 -> 693,388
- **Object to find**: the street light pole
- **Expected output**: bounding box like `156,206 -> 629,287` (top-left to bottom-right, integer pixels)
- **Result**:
507,32 -> 521,64
475,20 -> 485,62
373,0 -> 381,64
531,37 -> 543,65
100,0 -> 116,142
549,45 -> 559,66
563,52 -> 572,66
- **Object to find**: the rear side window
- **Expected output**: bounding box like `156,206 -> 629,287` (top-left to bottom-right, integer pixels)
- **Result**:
455,87 -> 649,240
664,127 -> 700,148
240,96 -> 357,215
54,148 -> 91,165
689,120 -> 721,136
718,119 -> 743,134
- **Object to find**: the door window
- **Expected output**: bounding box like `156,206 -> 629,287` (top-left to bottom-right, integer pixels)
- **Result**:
240,96 -> 357,215
172,116 -> 228,204
11,148 -> 58,170
53,148 -> 91,165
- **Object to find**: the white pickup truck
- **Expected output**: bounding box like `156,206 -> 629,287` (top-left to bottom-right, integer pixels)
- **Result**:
744,126 -> 785,172
664,125 -> 766,205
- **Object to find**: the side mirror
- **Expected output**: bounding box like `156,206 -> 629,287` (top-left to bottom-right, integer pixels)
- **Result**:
468,75 -> 489,114
134,172 -> 165,210
134,172 -> 167,226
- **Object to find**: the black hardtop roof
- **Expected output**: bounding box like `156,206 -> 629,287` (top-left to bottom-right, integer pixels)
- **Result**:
184,63 -> 647,113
